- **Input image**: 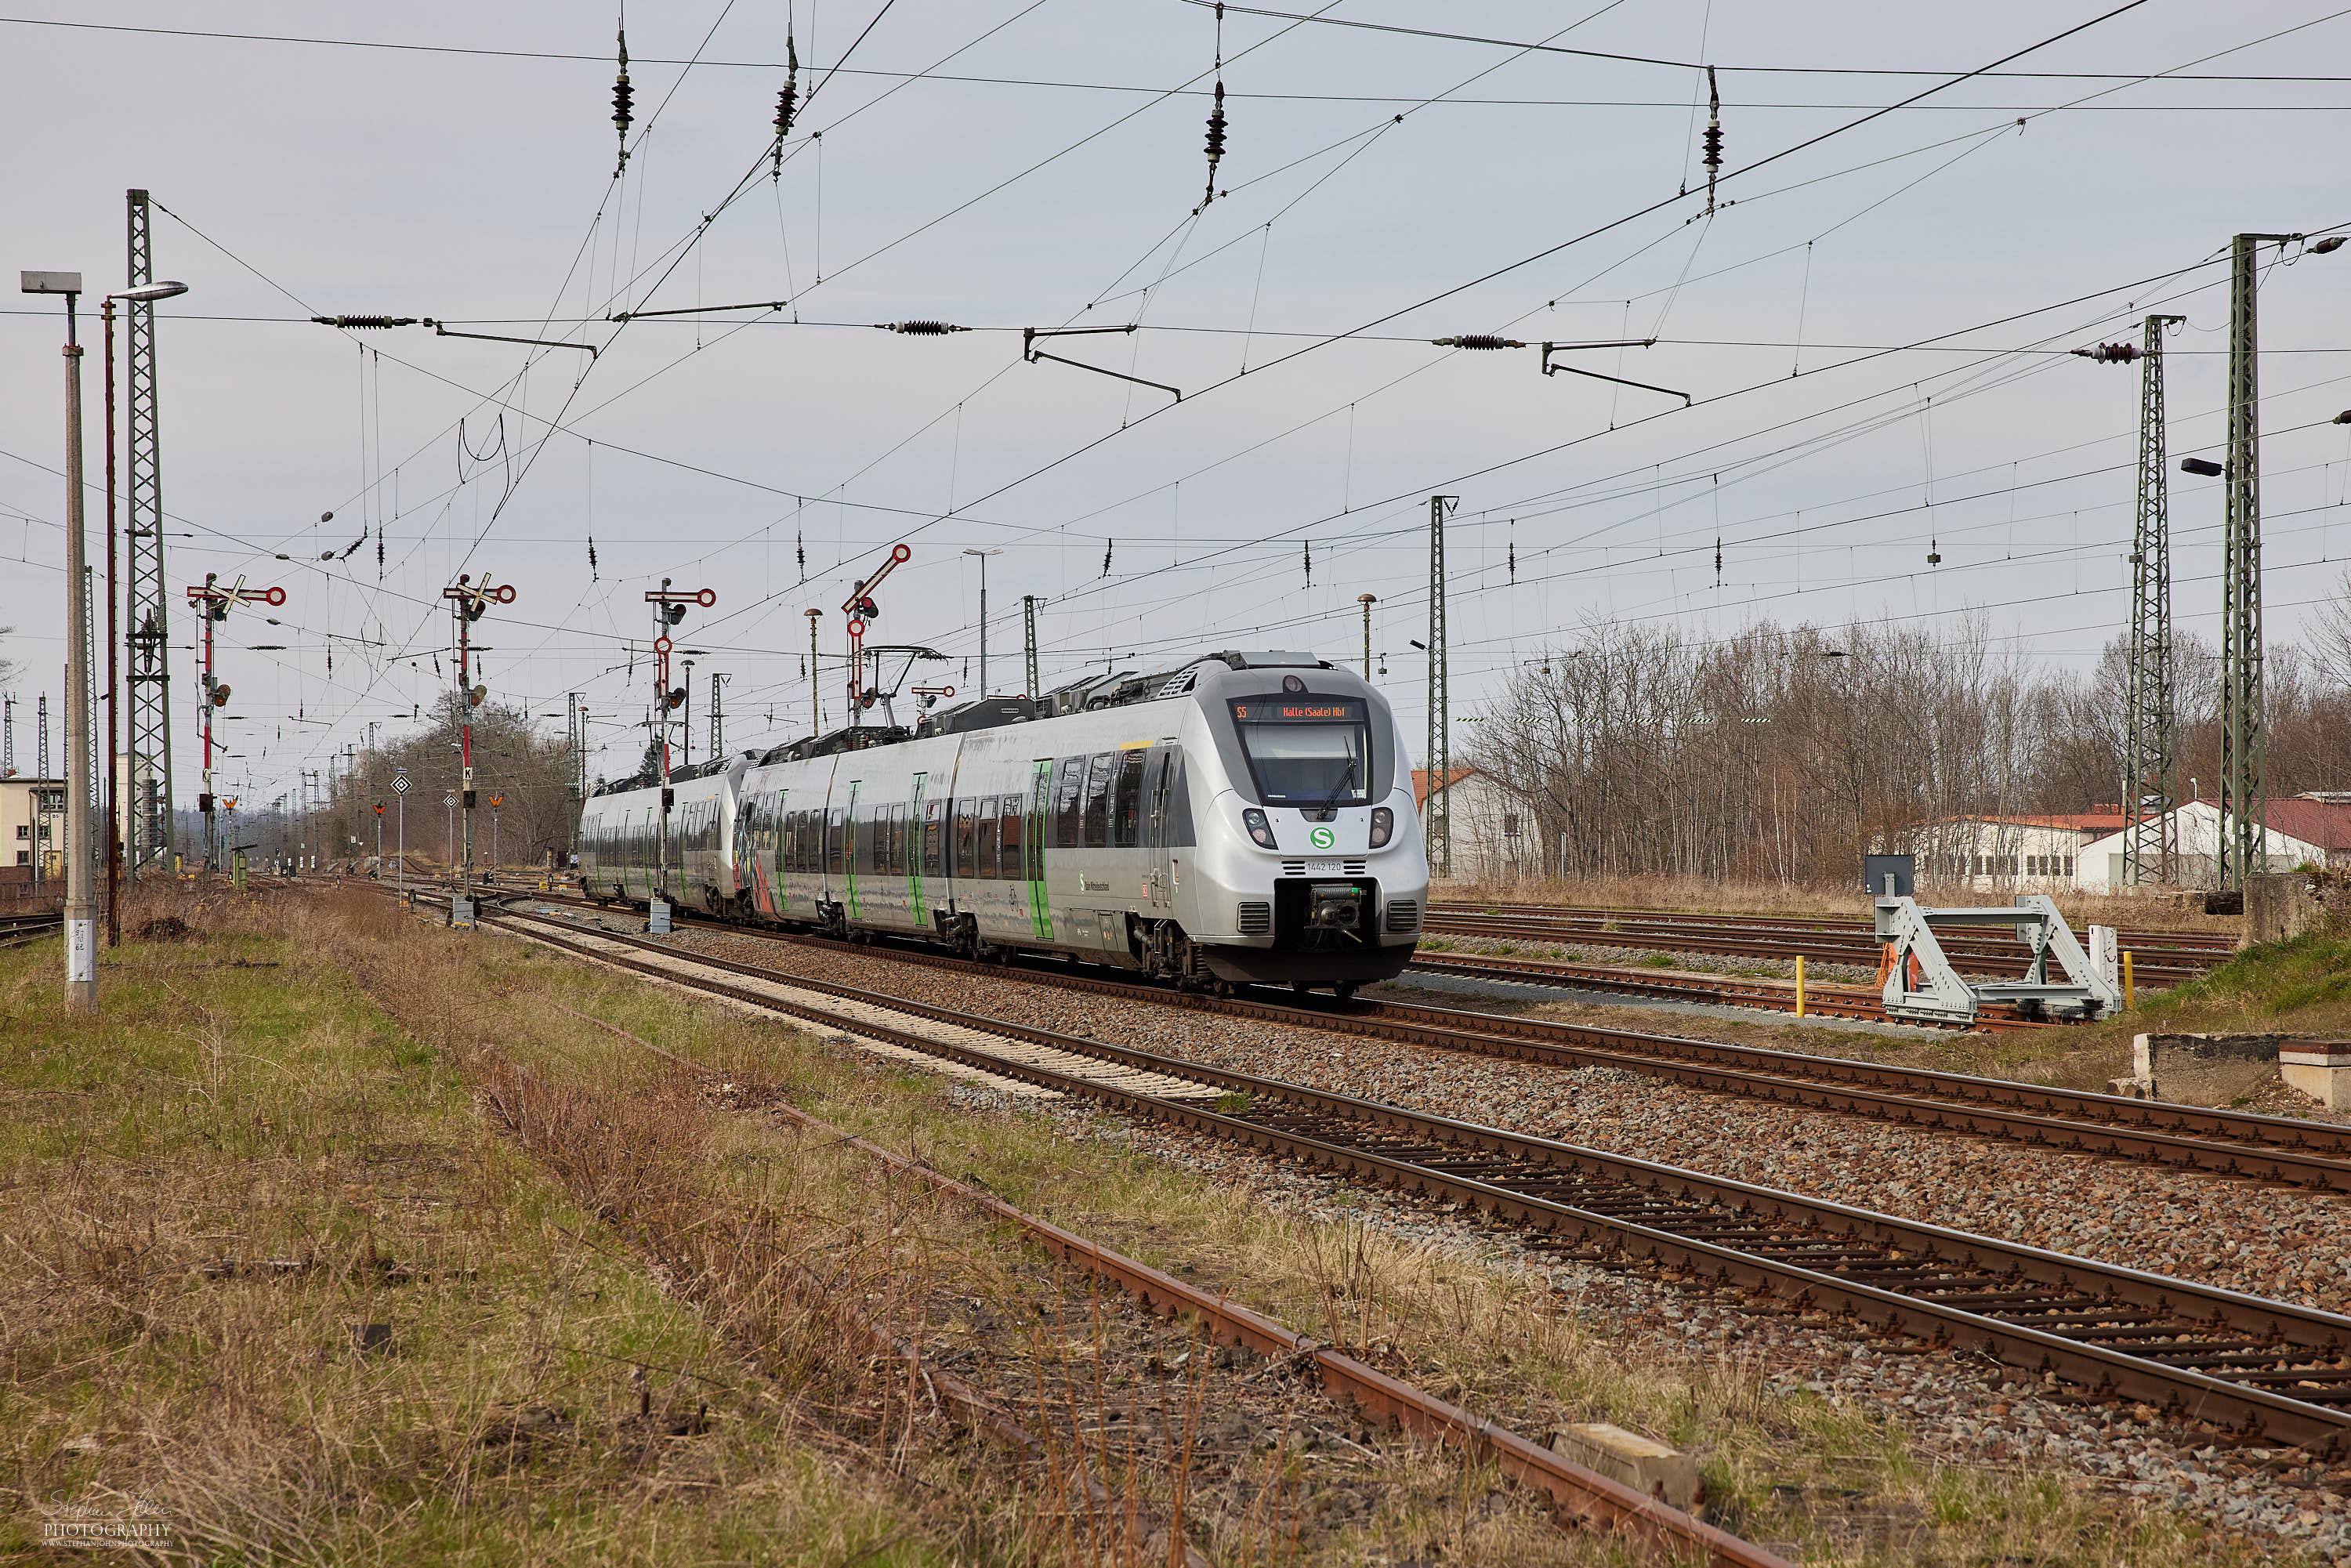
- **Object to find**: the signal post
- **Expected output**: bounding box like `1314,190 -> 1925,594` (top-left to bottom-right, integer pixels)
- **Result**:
643,579 -> 715,931
183,574 -> 285,875
842,544 -> 911,726
440,574 -> 515,922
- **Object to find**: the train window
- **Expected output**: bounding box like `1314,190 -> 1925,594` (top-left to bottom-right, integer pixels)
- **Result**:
978,796 -> 999,879
923,799 -> 944,878
1081,753 -> 1114,847
1228,697 -> 1371,807
948,800 -> 971,879
999,797 -> 1023,880
826,808 -> 844,875
1111,749 -> 1147,847
896,803 -> 911,873
1053,758 -> 1084,848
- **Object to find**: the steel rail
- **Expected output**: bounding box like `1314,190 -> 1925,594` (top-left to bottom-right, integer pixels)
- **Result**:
1403,947 -> 2055,1030
488,885 -> 2351,1182
0,911 -> 64,950
1426,900 -> 2240,954
1422,904 -> 2230,981
478,907 -> 2351,1455
1422,916 -> 2220,986
483,914 -> 1789,1566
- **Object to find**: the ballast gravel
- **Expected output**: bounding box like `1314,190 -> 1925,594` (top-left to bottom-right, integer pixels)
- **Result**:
680,930 -> 2351,1319
658,927 -> 2350,1554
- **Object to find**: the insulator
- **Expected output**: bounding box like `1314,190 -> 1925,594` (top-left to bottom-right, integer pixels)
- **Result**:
1701,125 -> 1722,170
1199,79 -> 1227,208
1432,335 -> 1523,350
2070,342 -> 2139,363
879,320 -> 967,335
773,31 -> 799,165
311,316 -> 416,330
612,25 -> 634,174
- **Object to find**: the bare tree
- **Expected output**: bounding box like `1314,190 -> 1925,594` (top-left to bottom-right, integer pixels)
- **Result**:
1463,610 -> 2348,890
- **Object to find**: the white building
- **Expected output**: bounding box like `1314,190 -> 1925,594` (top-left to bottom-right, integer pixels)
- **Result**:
1415,766 -> 1544,883
1907,809 -> 2126,893
0,773 -> 67,878
2074,796 -> 2351,891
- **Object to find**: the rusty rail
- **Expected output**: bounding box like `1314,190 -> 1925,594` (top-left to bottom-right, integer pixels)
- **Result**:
481,907 -> 2351,1457
526,971 -> 1785,1564
482,886 -> 2351,1188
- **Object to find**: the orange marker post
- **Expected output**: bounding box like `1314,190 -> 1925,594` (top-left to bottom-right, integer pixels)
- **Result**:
1795,955 -> 1806,1018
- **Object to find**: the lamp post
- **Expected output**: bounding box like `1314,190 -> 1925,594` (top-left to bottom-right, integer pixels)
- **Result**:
964,547 -> 1002,696
98,278 -> 188,945
1357,594 -> 1377,679
20,270 -> 97,1012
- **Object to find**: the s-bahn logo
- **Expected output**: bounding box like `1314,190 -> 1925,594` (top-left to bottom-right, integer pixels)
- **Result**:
1309,826 -> 1336,850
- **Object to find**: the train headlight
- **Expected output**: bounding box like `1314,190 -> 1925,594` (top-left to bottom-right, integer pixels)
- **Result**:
1241,807 -> 1277,850
1369,806 -> 1393,848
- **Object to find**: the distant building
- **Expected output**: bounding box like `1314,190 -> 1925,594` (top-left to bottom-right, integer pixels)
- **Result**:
0,773 -> 67,882
1907,808 -> 2126,892
1415,766 -> 1542,882
2074,795 -> 2351,891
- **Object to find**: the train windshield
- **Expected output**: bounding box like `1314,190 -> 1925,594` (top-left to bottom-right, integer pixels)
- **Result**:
1229,697 -> 1370,806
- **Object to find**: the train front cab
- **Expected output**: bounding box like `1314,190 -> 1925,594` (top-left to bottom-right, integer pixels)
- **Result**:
1167,658 -> 1425,992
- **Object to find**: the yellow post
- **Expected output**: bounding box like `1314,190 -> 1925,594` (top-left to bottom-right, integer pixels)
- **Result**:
2123,950 -> 2134,1010
1795,954 -> 1806,1018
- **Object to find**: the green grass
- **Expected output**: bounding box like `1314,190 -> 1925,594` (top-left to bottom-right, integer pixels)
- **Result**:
2129,924 -> 2351,1030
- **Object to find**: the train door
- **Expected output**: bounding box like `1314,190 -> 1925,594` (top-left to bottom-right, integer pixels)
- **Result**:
842,780 -> 863,920
1142,744 -> 1179,911
1024,759 -> 1053,941
907,773 -> 929,927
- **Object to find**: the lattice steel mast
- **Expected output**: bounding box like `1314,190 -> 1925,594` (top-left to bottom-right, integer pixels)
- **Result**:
2219,235 -> 2296,891
2123,314 -> 2183,887
1424,495 -> 1456,880
123,190 -> 175,875
1023,594 -> 1041,699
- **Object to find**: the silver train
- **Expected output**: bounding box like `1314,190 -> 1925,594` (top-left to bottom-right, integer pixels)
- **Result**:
575,650 -> 1428,994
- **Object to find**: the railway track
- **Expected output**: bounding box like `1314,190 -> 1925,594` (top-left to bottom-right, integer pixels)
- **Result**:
469,904 -> 2351,1458
1424,900 -> 2233,987
551,1009 -> 1789,1568
1402,947 -> 2058,1030
482,886 -> 2351,1193
0,911 -> 63,951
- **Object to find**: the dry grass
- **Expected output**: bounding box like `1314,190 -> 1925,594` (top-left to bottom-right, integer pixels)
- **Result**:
435,911 -> 2296,1566
3,885 -> 2315,1565
0,885 -> 938,1564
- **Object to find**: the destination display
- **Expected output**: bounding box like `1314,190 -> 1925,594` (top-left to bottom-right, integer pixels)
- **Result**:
1230,699 -> 1363,723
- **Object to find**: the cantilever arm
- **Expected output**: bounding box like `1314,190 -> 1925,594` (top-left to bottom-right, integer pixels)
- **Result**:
1022,326 -> 1181,403
426,320 -> 599,357
1540,339 -> 1686,405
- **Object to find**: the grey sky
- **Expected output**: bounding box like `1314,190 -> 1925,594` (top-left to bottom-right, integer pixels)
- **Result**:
4,0 -> 2348,804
